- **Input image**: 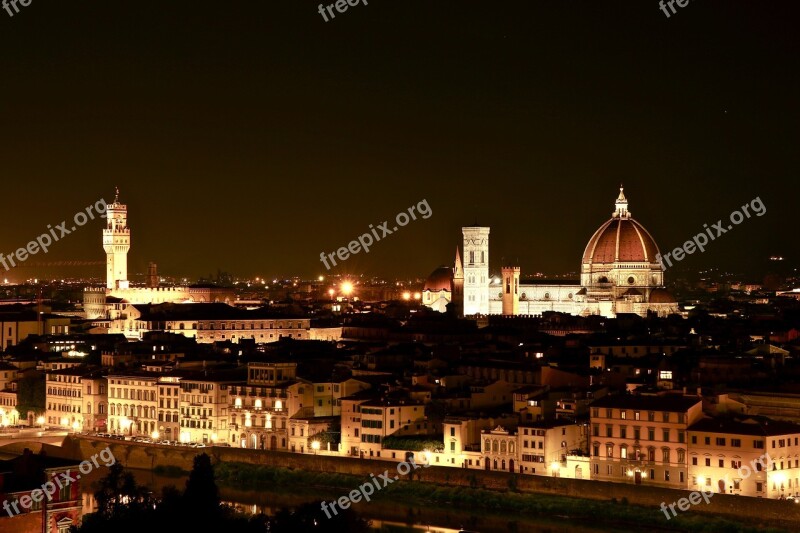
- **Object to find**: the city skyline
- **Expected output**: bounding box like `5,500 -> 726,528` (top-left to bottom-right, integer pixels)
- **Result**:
0,2 -> 797,281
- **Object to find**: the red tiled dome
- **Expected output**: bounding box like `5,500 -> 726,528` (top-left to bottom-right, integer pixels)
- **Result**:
649,288 -> 675,304
582,218 -> 660,264
423,266 -> 452,292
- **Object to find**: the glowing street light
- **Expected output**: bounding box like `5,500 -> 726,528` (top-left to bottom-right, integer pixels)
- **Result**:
36,416 -> 45,428
341,281 -> 354,296
402,291 -> 411,301
550,461 -> 561,476
151,430 -> 160,440
311,440 -> 320,454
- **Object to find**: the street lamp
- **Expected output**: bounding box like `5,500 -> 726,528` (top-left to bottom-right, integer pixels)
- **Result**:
120,416 -> 133,436
36,416 -> 45,429
550,461 -> 561,477
151,430 -> 160,441
311,440 -> 320,455
341,281 -> 353,297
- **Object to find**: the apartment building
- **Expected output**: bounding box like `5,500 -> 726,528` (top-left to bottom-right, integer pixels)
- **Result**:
0,362 -> 19,413
180,373 -> 237,444
156,377 -> 181,441
590,394 -> 703,489
355,398 -> 433,458
45,366 -> 107,431
519,419 -> 588,477
311,377 -> 371,417
228,362 -> 311,450
688,416 -> 800,498
108,372 -> 158,437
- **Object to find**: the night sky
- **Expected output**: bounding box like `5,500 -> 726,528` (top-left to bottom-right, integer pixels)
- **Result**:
0,1 -> 797,282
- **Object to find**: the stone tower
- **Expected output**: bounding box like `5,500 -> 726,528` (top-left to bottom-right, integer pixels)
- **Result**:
501,266 -> 520,316
103,187 -> 130,289
462,226 -> 490,316
452,246 -> 464,317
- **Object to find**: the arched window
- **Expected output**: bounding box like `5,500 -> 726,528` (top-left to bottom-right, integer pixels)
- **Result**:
484,439 -> 490,452
492,440 -> 499,453
500,441 -> 507,454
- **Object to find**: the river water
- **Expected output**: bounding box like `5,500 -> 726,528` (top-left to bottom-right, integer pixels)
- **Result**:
77,466 -> 648,532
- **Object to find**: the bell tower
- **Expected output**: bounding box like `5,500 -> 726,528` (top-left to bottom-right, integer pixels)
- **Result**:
501,266 -> 520,316
103,187 -> 131,289
462,226 -> 490,316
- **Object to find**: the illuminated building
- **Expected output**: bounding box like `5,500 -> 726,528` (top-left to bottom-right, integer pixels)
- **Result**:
45,367 -> 107,432
590,394 -> 702,489
84,189 -> 235,320
422,188 -> 678,318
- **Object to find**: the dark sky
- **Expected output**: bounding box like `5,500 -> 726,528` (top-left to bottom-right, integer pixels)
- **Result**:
0,1 -> 797,282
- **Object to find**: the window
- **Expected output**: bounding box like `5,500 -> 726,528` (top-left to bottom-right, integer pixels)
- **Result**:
593,444 -> 600,456
731,438 -> 741,448
705,458 -> 711,467
662,429 -> 669,442
753,440 -> 764,449
719,459 -> 724,468
606,445 -> 613,458
634,411 -> 640,421
664,470 -> 670,482
633,428 -> 641,440
756,482 -> 763,492
621,447 -> 628,459
648,428 -> 655,441
691,435 -> 697,444
716,437 -> 726,446
450,427 -> 455,437
678,431 -> 685,443
662,449 -> 670,463
606,425 -> 613,438
620,427 -> 627,439
621,411 -> 627,420
704,436 -> 710,445
648,411 -> 655,422
662,413 -> 670,423
677,450 -> 685,464
593,424 -> 599,437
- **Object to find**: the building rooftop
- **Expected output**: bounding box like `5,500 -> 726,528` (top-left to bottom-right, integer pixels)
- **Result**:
689,416 -> 800,437
591,393 -> 701,413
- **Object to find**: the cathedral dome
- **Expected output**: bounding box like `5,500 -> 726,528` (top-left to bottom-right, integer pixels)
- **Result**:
648,288 -> 675,304
423,266 -> 453,292
582,187 -> 661,265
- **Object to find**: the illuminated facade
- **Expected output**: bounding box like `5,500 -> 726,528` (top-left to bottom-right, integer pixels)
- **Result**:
228,362 -> 312,450
688,417 -> 800,499
45,367 -> 107,432
590,394 -> 703,489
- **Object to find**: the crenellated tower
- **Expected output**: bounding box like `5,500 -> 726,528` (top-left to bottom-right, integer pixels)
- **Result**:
103,187 -> 130,289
